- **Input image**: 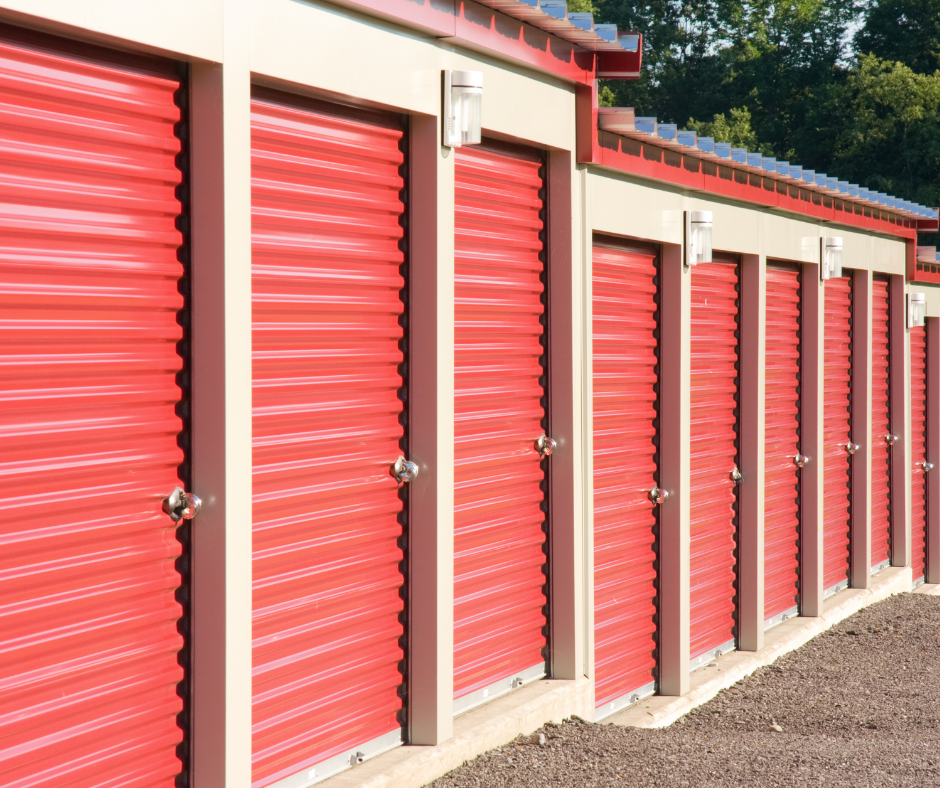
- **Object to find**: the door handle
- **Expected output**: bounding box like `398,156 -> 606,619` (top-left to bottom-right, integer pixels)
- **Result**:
793,454 -> 809,469
536,434 -> 556,458
393,456 -> 419,483
648,485 -> 667,505
885,434 -> 898,446
845,442 -> 860,455
162,487 -> 202,523
730,467 -> 743,484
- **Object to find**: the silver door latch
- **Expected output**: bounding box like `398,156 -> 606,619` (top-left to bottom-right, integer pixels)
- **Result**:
536,434 -> 556,458
845,442 -> 860,455
923,461 -> 935,473
648,485 -> 668,505
793,454 -> 809,469
162,487 -> 202,523
393,456 -> 419,483
730,467 -> 743,484
885,433 -> 898,446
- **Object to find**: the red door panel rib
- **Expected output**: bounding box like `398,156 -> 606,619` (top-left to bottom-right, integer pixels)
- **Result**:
0,31 -> 187,788
592,244 -> 658,710
689,261 -> 739,659
764,264 -> 802,621
250,95 -> 407,786
453,144 -> 548,701
822,277 -> 852,591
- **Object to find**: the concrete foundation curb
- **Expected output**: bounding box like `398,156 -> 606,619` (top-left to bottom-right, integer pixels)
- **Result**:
914,582 -> 940,596
321,677 -> 592,788
317,566 -> 928,788
605,566 -> 913,729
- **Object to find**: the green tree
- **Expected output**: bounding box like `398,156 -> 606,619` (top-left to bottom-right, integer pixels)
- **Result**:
590,0 -> 740,121
566,0 -> 595,12
591,0 -> 860,162
855,0 -> 940,75
830,55 -> 940,207
584,0 -> 940,219
720,0 -> 860,160
686,106 -> 775,154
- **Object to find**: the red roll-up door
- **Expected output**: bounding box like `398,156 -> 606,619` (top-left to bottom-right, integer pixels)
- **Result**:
822,277 -> 852,593
871,278 -> 892,570
911,325 -> 928,583
764,264 -> 802,622
454,143 -> 548,709
251,94 -> 408,786
592,242 -> 658,716
689,259 -> 739,662
0,29 -> 188,788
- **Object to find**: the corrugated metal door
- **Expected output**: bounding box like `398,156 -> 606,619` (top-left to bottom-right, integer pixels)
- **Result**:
823,277 -> 852,593
764,263 -> 802,623
592,242 -> 658,716
0,30 -> 188,787
871,278 -> 892,570
689,257 -> 739,663
453,143 -> 549,708
911,325 -> 928,583
251,94 -> 408,786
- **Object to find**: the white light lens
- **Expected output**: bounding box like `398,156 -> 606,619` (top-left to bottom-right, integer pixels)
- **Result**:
453,88 -> 482,145
909,293 -> 927,328
821,238 -> 843,280
690,222 -> 712,264
825,246 -> 842,279
687,211 -> 713,265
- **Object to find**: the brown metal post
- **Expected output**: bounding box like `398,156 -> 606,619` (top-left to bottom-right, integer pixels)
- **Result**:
738,254 -> 766,646
889,276 -> 911,568
189,58 -> 254,788
546,150 -> 584,681
408,113 -> 455,746
850,269 -> 873,588
658,242 -> 690,695
800,262 -> 825,617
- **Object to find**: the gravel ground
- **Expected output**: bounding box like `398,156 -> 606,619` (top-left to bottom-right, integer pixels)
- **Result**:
427,593 -> 940,788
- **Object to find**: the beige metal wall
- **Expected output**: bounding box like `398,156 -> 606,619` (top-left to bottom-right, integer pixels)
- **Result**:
0,1 -> 583,784
911,283 -> 940,317
0,1 -> 936,785
588,170 -> 907,272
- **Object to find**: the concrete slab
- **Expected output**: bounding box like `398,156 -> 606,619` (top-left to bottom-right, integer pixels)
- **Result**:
605,565 -> 913,729
320,677 -> 592,788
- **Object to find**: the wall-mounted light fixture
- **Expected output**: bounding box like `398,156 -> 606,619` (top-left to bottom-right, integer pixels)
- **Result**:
820,237 -> 843,280
442,70 -> 483,148
908,292 -> 927,328
684,210 -> 712,266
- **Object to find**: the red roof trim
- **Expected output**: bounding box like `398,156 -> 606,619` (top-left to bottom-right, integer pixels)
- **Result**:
328,0 -> 598,83
584,125 -> 918,241
450,1 -> 595,82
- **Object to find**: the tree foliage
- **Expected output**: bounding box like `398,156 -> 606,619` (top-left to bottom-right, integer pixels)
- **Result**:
687,107 -> 775,154
586,0 -> 940,212
831,55 -> 940,207
856,0 -> 940,75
